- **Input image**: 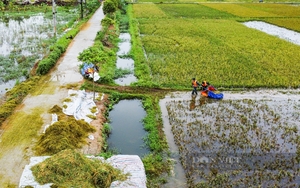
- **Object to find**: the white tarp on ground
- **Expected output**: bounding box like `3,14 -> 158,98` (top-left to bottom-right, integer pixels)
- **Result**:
108,155 -> 147,188
63,89 -> 100,124
19,155 -> 147,188
19,156 -> 52,188
43,113 -> 58,133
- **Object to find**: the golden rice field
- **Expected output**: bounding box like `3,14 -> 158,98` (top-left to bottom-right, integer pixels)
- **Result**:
264,18 -> 300,32
137,0 -> 300,3
131,3 -> 300,88
203,3 -> 300,17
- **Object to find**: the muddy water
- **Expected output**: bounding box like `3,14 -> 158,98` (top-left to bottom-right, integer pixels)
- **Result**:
0,13 -> 74,98
160,96 -> 188,188
114,33 -> 137,85
243,21 -> 300,46
0,79 -> 16,97
0,14 -> 53,56
107,99 -> 149,156
160,89 -> 300,187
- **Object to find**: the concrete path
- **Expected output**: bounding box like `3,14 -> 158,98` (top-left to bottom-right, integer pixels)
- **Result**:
0,5 -> 105,187
50,6 -> 104,85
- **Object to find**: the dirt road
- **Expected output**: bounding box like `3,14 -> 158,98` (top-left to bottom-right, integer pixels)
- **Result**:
0,5 -> 105,187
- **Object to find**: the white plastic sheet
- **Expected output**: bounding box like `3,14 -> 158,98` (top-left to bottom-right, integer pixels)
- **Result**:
19,155 -> 147,188
63,90 -> 99,124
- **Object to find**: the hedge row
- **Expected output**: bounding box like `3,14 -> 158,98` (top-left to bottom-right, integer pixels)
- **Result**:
36,28 -> 79,75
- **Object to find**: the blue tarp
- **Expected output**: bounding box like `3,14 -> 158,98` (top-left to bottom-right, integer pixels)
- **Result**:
207,91 -> 224,99
80,63 -> 94,75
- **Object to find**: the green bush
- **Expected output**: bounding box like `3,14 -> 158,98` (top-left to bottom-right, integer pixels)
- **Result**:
103,0 -> 117,15
78,45 -> 108,64
101,17 -> 115,27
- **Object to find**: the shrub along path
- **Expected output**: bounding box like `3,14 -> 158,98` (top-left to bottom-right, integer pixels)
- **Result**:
0,5 -> 105,187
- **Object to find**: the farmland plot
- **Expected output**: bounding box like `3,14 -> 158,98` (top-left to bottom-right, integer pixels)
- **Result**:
203,3 -> 300,17
138,18 -> 300,88
164,90 -> 300,187
132,4 -> 300,88
0,9 -> 78,91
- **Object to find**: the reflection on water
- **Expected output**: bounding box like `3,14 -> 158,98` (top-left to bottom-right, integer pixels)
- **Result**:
114,74 -> 137,86
115,33 -> 137,85
163,90 -> 300,187
116,57 -> 134,69
107,99 -> 149,157
0,13 -> 73,96
116,33 -> 131,55
0,14 -> 53,56
0,79 -> 15,98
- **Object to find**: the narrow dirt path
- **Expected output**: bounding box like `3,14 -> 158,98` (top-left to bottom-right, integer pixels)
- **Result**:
0,6 -> 105,187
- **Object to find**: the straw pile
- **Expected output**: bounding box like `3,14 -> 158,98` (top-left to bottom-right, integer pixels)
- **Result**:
31,149 -> 127,187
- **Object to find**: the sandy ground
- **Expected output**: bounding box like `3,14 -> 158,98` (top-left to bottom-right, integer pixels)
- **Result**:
0,5 -> 105,187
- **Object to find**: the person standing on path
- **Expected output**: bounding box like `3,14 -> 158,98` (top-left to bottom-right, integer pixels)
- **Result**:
191,78 -> 200,95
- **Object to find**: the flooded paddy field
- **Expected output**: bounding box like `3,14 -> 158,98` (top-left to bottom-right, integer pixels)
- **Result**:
114,33 -> 137,85
161,89 -> 300,187
0,10 -> 77,96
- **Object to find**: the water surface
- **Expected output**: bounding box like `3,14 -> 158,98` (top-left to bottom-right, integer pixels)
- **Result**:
107,99 -> 149,156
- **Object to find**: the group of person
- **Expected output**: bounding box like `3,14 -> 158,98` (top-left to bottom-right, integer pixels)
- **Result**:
191,78 -> 215,95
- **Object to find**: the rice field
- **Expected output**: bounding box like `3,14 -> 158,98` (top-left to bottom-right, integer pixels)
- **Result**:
131,3 -> 300,88
203,3 -> 300,17
164,90 -> 300,187
131,2 -> 300,186
0,8 -> 78,83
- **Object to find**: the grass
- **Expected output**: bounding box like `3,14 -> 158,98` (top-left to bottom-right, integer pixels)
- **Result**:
157,4 -> 236,18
